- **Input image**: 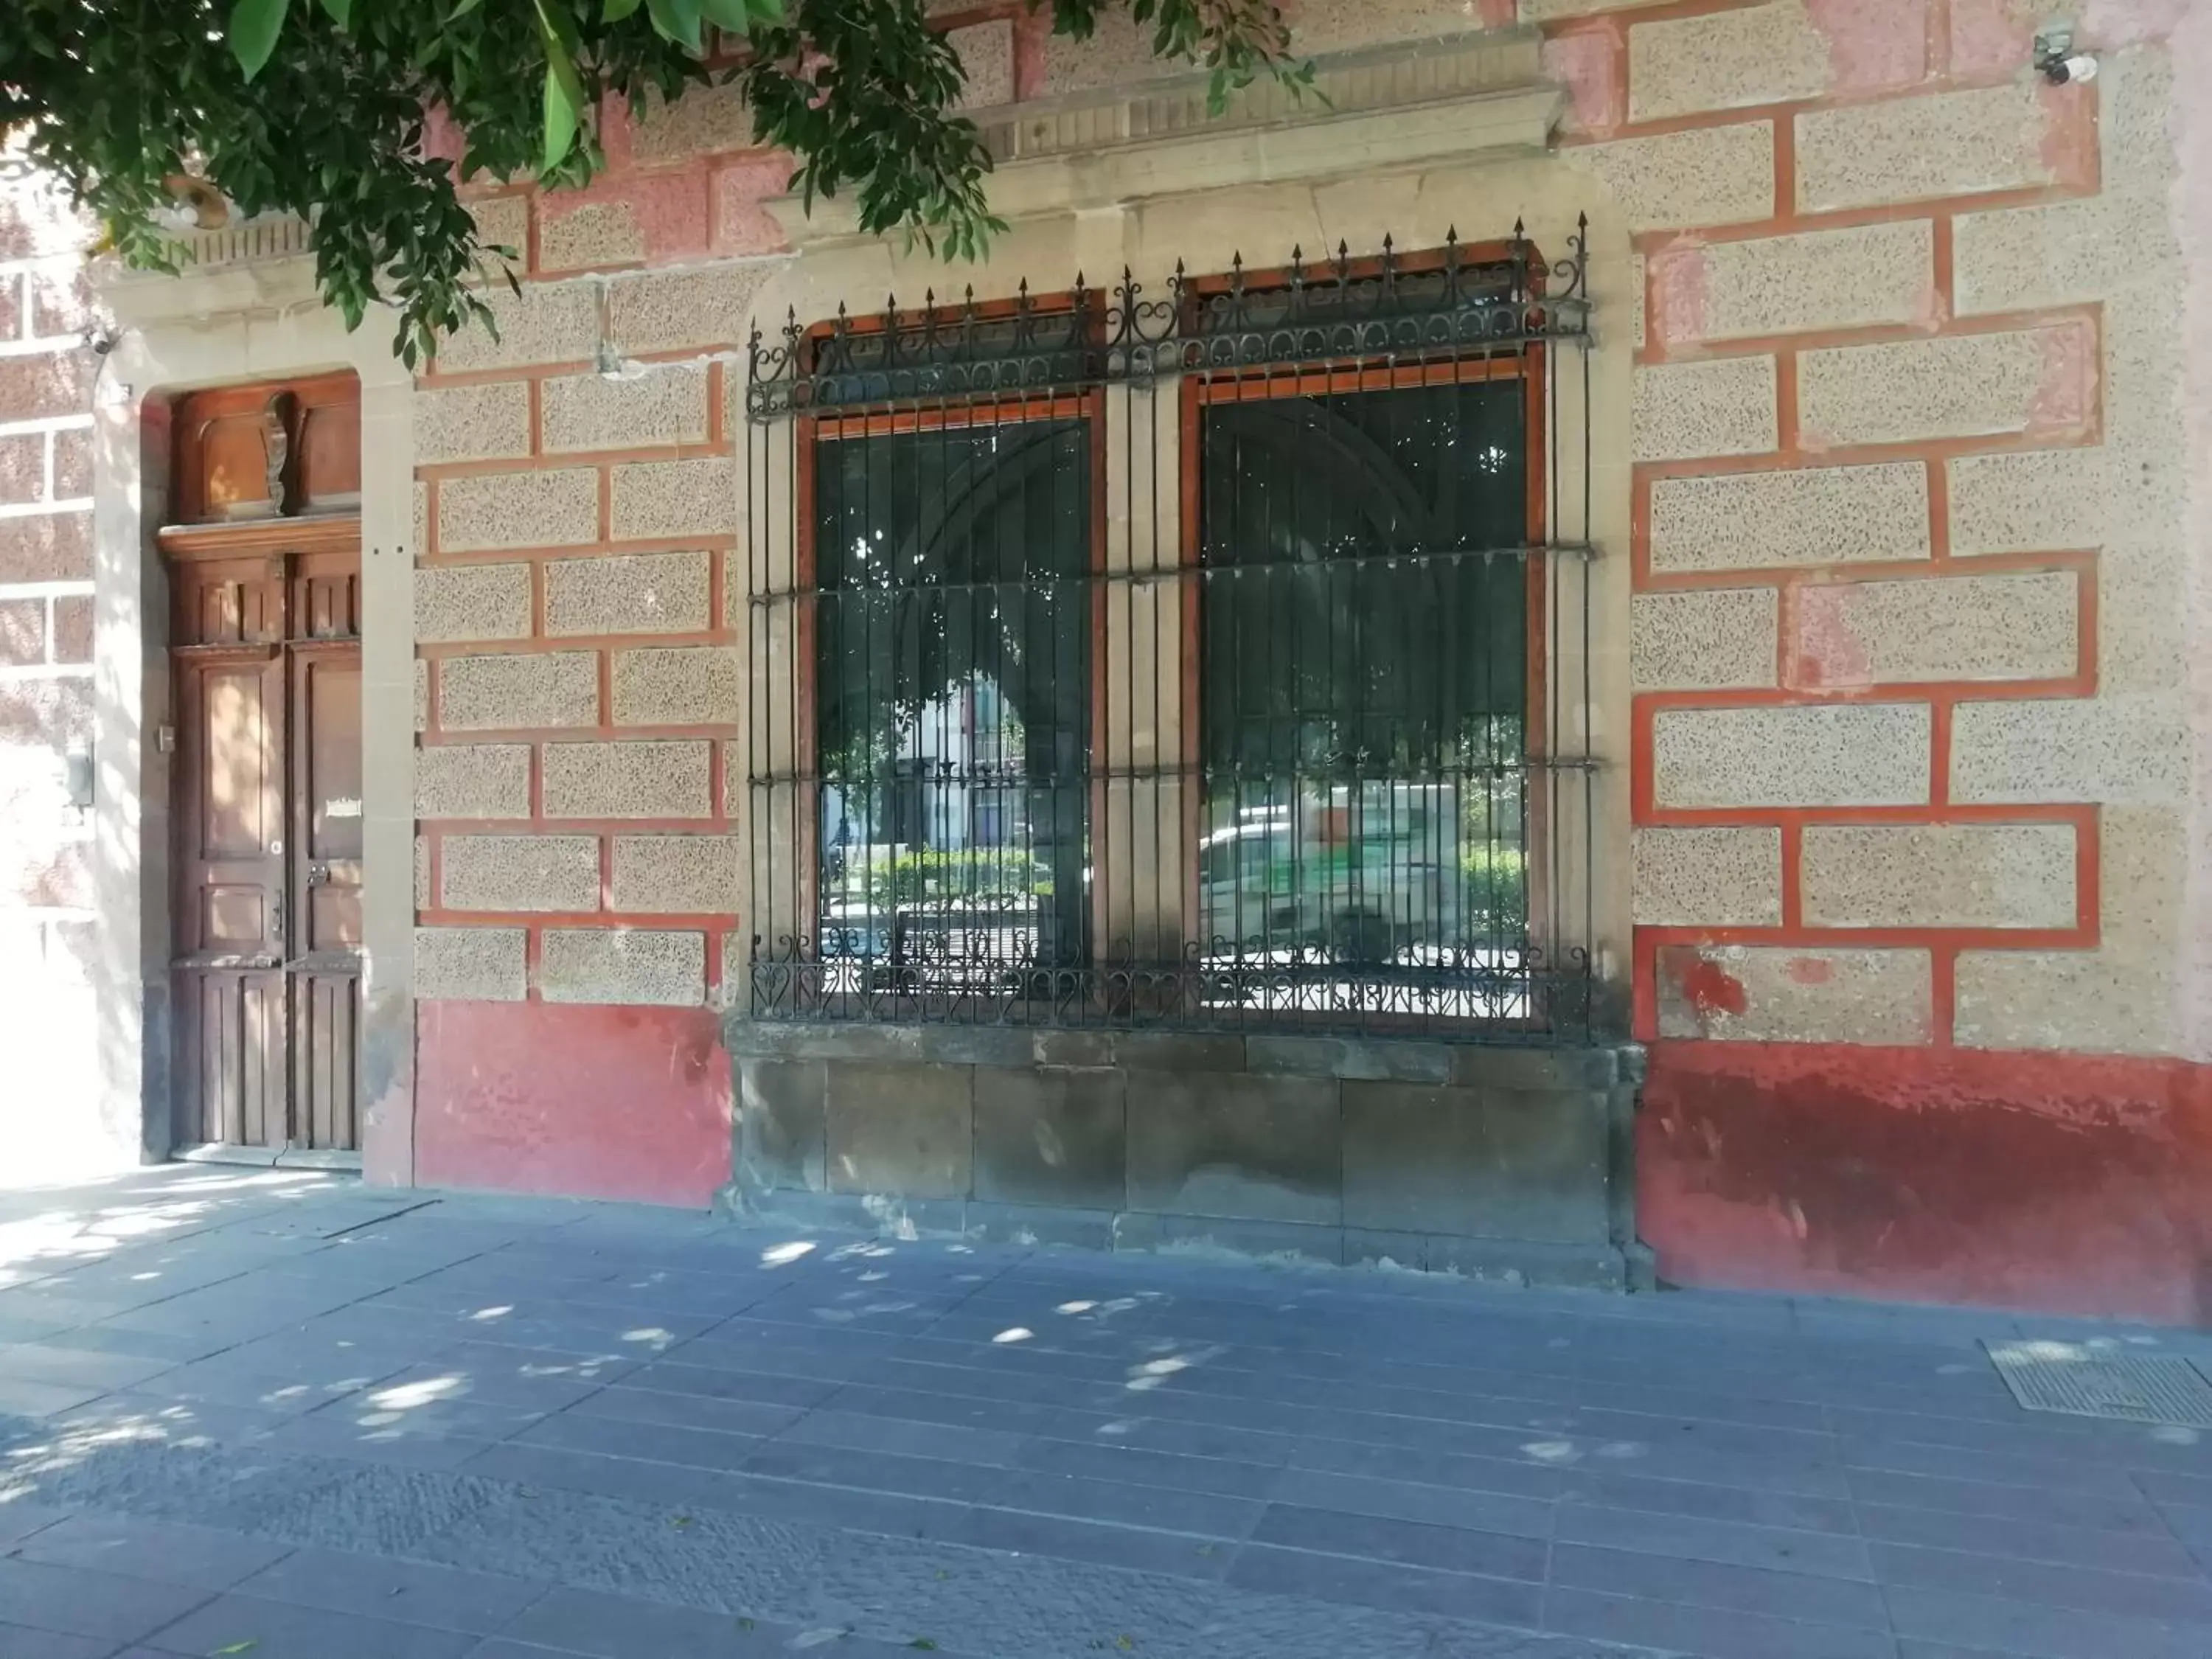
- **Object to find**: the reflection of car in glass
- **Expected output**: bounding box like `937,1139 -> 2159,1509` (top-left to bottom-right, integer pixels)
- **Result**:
1200,783 -> 1522,962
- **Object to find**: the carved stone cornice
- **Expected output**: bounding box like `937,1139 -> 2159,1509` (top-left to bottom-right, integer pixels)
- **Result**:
768,28 -> 1562,246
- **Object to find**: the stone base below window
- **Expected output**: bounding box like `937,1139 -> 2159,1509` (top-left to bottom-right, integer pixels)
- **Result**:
720,1019 -> 1651,1291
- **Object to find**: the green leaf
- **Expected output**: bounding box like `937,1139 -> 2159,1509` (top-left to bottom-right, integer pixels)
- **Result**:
450,0 -> 487,15
316,0 -> 351,24
603,0 -> 643,17
699,0 -> 750,31
532,0 -> 589,169
227,0 -> 290,80
540,62 -> 582,170
644,0 -> 705,52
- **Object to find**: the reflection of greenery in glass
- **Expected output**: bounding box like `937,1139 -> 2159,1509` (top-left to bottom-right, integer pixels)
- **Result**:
861,848 -> 1056,903
813,418 -> 1092,965
1199,378 -> 1531,959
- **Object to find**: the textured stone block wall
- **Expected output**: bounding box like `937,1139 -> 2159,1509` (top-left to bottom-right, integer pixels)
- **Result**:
0,169 -> 98,1136
411,0 -> 2200,1074
410,7 -> 1040,1010
1549,0 -> 2194,1057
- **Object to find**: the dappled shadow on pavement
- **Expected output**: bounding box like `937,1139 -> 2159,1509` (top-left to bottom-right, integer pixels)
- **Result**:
4,1169 -> 2212,1656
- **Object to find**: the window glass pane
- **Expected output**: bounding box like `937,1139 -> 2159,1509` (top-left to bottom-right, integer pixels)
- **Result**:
1199,377 -> 1528,995
815,418 -> 1092,980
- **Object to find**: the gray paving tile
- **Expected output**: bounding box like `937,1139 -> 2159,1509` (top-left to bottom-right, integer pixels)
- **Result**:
1551,1542 -> 1893,1629
0,1342 -> 178,1391
1284,1434 -> 1564,1499
140,1592 -> 483,1658
495,1587 -> 799,1658
953,1506 -> 1232,1581
0,1620 -> 114,1658
1265,1467 -> 1553,1540
0,1498 -> 72,1548
1251,1501 -> 1547,1579
2134,1466 -> 2212,1509
13,1512 -> 292,1590
1883,1584 -> 2212,1659
515,1411 -> 764,1472
1842,1436 -> 2143,1498
1858,1497 -> 2204,1576
1225,1542 -> 1545,1625
1868,1538 -> 2212,1624
981,1469 -> 1264,1538
1555,1498 -> 1874,1579
742,1439 -> 1002,1503
0,1557 -> 217,1643
829,1383 -> 1119,1441
1106,1416 -> 1298,1467
563,1384 -> 800,1439
776,1408 -> 1026,1467
1846,1465 -> 2169,1534
232,1545 -> 547,1632
1560,1467 -> 1858,1534
0,1378 -> 104,1416
1544,1587 -> 1900,1659
614,1360 -> 840,1411
464,1440 -> 756,1510
1015,1435 -> 1283,1500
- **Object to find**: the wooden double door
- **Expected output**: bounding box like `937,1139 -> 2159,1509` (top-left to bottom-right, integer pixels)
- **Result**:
167,376 -> 366,1154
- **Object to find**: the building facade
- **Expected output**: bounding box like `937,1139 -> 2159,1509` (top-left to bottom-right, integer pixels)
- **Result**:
6,0 -> 2212,1317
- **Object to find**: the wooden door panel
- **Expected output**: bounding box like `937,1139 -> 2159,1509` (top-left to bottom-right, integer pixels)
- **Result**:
200,886 -> 271,948
179,968 -> 285,1148
177,653 -> 285,961
288,641 -> 363,1147
169,373 -> 363,1155
293,971 -> 360,1151
296,394 -> 361,512
293,650 -> 364,956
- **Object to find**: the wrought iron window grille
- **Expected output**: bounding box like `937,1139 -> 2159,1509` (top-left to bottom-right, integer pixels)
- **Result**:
742,223 -> 1601,1043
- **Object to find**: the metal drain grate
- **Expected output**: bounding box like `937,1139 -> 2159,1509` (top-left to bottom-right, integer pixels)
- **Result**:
1984,1340 -> 2212,1427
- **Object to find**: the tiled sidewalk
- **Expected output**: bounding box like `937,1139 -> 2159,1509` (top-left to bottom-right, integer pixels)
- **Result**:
1,1169 -> 2209,1658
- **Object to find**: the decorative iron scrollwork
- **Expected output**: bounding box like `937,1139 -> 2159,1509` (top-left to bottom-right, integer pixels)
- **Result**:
746,219 -> 1591,420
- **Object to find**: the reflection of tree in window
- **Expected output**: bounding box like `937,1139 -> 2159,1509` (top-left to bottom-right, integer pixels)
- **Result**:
814,419 -> 1091,974
1200,378 -> 1528,974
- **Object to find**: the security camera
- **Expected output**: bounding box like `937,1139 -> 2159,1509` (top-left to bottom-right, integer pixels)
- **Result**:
2034,24 -> 2097,83
82,325 -> 116,355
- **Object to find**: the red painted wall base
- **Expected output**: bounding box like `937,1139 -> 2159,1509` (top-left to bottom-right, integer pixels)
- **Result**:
1641,1040 -> 2212,1324
414,1001 -> 733,1208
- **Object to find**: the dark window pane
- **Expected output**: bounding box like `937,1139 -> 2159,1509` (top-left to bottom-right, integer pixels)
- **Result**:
1198,377 -> 1528,1001
815,418 -> 1092,979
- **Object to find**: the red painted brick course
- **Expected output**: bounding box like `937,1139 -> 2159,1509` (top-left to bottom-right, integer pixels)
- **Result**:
50,427 -> 90,498
50,595 -> 91,664
0,675 -> 90,745
0,349 -> 95,422
0,510 -> 91,583
0,434 -> 43,505
0,599 -> 43,666
29,268 -> 91,338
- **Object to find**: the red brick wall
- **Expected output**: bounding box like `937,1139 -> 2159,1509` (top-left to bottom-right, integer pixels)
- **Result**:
0,169 -> 100,1170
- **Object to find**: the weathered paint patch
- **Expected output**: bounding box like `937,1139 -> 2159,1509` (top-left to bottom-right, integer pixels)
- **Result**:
2029,317 -> 2097,434
1805,0 -> 1929,94
1641,1040 -> 2212,1322
1540,27 -> 1624,136
1786,582 -> 1873,689
415,1000 -> 733,1207
1646,243 -> 1710,347
1673,953 -> 1748,1018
